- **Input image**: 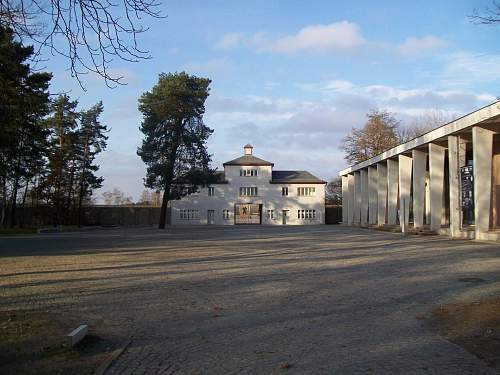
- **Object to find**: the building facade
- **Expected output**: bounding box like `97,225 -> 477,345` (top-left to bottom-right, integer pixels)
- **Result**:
339,101 -> 500,241
171,145 -> 326,225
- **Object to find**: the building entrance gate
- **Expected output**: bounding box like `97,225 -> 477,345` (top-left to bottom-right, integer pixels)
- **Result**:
234,204 -> 261,224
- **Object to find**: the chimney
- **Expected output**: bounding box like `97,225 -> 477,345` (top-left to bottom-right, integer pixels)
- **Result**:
244,144 -> 253,155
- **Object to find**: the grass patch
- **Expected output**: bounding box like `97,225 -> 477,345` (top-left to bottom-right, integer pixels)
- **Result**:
428,298 -> 500,372
0,310 -> 117,375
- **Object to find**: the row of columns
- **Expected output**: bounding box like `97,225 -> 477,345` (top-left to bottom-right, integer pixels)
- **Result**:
341,126 -> 495,240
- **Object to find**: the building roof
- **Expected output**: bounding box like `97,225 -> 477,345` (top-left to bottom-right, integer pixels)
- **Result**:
223,154 -> 274,166
271,170 -> 326,184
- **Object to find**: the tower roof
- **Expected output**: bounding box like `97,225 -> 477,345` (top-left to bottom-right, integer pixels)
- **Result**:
223,154 -> 274,167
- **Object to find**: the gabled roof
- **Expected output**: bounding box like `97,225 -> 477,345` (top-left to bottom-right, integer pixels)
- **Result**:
271,170 -> 326,184
223,154 -> 274,167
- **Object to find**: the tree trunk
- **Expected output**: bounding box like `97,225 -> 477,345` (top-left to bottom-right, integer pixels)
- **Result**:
54,124 -> 65,226
9,176 -> 19,228
77,184 -> 85,228
158,188 -> 170,229
65,160 -> 76,224
77,138 -> 90,228
9,133 -> 24,228
20,179 -> 29,228
158,140 -> 179,229
0,176 -> 6,228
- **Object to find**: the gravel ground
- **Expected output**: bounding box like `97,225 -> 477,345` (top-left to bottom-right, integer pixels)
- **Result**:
1,225 -> 500,374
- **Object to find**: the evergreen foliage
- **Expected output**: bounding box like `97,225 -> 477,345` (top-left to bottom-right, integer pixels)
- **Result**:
137,72 -> 215,228
0,27 -> 51,227
0,28 -> 109,227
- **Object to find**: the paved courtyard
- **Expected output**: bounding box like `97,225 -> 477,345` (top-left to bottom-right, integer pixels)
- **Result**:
1,226 -> 500,374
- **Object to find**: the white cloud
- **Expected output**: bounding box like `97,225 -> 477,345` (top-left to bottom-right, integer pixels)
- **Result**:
292,79 -> 355,94
205,82 -> 496,179
441,52 -> 500,87
361,84 -> 496,114
258,21 -> 365,54
397,35 -> 446,57
264,81 -> 280,89
324,79 -> 354,92
215,32 -> 244,49
214,21 -> 445,59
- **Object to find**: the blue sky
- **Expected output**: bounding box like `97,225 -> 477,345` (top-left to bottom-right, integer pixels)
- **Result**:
47,0 -> 500,201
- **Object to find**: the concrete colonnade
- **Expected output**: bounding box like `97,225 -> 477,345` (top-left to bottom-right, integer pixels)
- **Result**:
339,124 -> 497,240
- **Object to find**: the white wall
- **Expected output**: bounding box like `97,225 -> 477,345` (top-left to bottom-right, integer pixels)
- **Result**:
171,165 -> 325,225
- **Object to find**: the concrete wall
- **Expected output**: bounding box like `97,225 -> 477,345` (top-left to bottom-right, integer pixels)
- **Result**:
14,205 -> 164,227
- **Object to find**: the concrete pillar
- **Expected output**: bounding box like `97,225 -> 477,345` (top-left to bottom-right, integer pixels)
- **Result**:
341,175 -> 349,224
429,143 -> 446,231
377,162 -> 387,226
387,159 -> 399,225
360,169 -> 368,225
398,155 -> 412,229
354,171 -> 361,225
448,135 -> 461,237
425,172 -> 431,225
347,174 -> 355,225
412,150 -> 426,229
473,126 -> 494,238
368,166 -> 378,225
459,138 -> 467,167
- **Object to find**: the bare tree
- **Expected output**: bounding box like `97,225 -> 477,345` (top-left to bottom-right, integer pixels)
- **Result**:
102,187 -> 133,205
138,189 -> 152,205
398,109 -> 457,143
470,1 -> 500,24
0,0 -> 163,88
325,177 -> 342,205
341,110 -> 401,164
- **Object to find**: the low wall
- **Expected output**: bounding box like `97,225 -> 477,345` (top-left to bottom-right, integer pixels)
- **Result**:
15,205 -> 169,227
84,206 -> 165,226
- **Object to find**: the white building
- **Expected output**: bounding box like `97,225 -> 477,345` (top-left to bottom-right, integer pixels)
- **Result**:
171,144 -> 326,225
339,100 -> 500,241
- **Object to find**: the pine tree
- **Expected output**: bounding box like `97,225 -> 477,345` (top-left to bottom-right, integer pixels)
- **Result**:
42,94 -> 79,224
137,72 -> 215,229
0,27 -> 52,227
75,102 -> 108,226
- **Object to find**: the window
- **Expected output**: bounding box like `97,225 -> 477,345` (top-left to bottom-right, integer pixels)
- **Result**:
239,187 -> 258,196
267,209 -> 274,220
223,209 -> 230,220
297,187 -> 316,196
180,209 -> 200,220
240,169 -> 258,177
208,187 -> 215,196
282,187 -> 288,196
297,209 -> 316,220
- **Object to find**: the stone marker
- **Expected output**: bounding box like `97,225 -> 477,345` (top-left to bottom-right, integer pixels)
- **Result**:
67,324 -> 88,347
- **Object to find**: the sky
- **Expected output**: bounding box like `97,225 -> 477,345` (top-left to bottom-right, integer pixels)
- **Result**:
46,0 -> 500,201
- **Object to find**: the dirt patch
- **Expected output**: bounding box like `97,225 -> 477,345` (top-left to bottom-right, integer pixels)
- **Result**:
0,310 -> 117,375
428,298 -> 500,373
